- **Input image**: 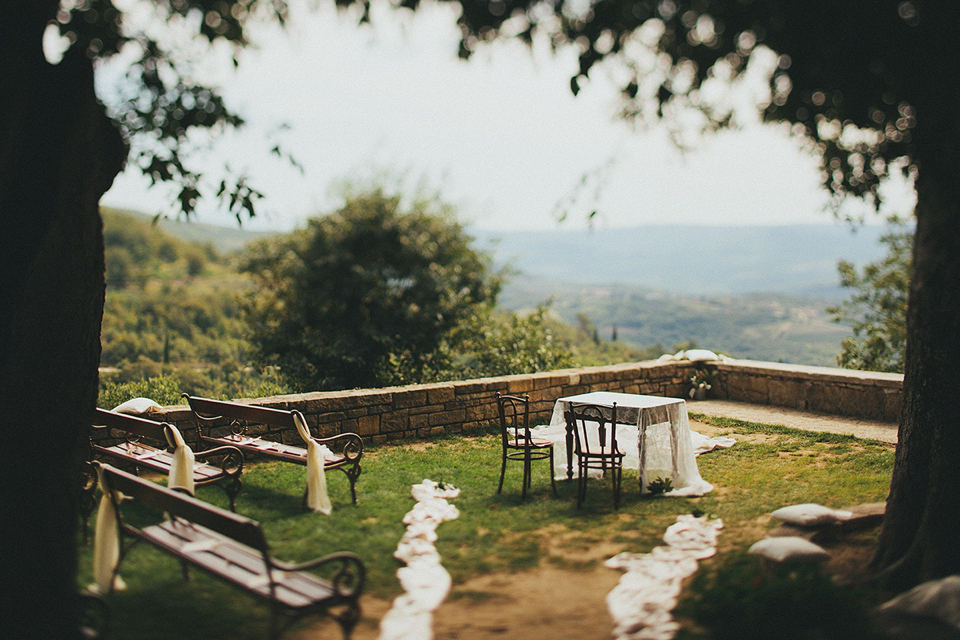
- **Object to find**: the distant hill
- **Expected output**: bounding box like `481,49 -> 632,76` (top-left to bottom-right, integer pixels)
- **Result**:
114,209 -> 895,366
104,208 -> 277,254
472,224 -> 891,299
139,213 -> 892,299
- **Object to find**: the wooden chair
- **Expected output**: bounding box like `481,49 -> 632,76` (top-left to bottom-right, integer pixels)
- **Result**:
496,392 -> 556,499
566,402 -> 625,509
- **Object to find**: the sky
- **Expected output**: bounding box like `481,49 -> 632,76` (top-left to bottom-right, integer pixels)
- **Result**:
98,2 -> 916,233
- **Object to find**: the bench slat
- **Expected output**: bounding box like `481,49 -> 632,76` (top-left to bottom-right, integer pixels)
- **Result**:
92,443 -> 230,483
201,435 -> 350,471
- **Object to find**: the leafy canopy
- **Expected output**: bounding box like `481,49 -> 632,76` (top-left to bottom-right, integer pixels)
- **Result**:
53,0 -> 292,220
60,0 -> 925,222
241,188 -> 502,390
436,0 -> 922,214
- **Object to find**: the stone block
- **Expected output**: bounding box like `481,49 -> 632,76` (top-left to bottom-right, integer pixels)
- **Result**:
427,385 -> 455,405
429,408 -> 466,427
394,389 -> 429,409
807,383 -> 845,415
454,379 -> 492,394
380,411 -> 409,434
409,413 -> 431,431
767,377 -> 810,410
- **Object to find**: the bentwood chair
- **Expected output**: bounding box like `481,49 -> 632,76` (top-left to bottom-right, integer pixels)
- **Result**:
566,402 -> 625,509
496,392 -> 557,500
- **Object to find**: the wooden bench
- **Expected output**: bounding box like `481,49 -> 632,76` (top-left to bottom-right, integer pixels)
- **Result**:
90,408 -> 244,511
94,462 -> 365,640
182,395 -> 363,507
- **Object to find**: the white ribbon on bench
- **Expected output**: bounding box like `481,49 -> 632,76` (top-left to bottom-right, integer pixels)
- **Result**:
293,412 -> 332,515
92,466 -> 126,593
164,424 -> 195,495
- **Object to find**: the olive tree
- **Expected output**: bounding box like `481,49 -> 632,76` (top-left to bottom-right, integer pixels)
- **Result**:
242,188 -> 502,390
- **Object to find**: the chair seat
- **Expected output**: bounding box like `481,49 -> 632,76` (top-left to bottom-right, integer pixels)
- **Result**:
508,438 -> 554,449
576,448 -> 625,460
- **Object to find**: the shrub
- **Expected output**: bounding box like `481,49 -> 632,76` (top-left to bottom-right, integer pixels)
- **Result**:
676,551 -> 883,640
99,374 -> 183,409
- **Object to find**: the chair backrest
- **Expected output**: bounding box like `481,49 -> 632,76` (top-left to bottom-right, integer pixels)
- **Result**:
97,461 -> 269,552
183,394 -> 299,434
496,392 -> 530,446
567,402 -> 619,456
93,407 -> 177,449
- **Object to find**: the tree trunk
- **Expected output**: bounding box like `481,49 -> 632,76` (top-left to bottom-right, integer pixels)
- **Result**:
0,6 -> 126,637
871,22 -> 960,589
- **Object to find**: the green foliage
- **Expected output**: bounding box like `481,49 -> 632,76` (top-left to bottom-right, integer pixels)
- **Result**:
442,304 -> 576,380
99,210 -> 291,401
57,2 -> 285,221
828,224 -> 912,373
677,552 -> 882,640
645,476 -> 673,495
98,374 -> 184,409
241,188 -> 503,391
98,369 -> 287,409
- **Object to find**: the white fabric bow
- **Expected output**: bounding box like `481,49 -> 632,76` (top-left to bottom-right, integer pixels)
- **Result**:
293,412 -> 332,515
92,467 -> 126,593
164,424 -> 195,495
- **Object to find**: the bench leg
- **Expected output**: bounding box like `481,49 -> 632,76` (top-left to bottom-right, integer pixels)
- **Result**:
180,560 -> 191,582
222,477 -> 242,512
333,602 -> 361,640
344,464 -> 361,505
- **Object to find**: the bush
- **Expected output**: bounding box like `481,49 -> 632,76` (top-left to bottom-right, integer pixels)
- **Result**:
99,374 -> 183,409
676,552 -> 883,640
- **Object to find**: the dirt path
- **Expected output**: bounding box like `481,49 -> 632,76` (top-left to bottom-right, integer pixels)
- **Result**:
299,565 -> 621,640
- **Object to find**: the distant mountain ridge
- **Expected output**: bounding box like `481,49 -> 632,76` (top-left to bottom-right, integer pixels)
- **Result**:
472,224 -> 890,299
118,205 -> 891,299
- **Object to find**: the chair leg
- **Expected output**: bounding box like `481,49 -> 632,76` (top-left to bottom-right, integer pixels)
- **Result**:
521,452 -> 532,500
576,461 -> 587,509
549,450 -> 557,496
497,451 -> 507,494
613,465 -> 622,510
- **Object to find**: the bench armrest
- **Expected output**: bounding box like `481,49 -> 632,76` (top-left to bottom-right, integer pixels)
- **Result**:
275,552 -> 366,598
193,445 -> 244,477
310,433 -> 363,462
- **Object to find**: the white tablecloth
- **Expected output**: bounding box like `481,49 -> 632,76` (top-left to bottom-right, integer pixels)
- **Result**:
533,391 -> 724,497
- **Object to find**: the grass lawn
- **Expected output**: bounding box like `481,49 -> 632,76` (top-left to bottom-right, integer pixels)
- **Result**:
78,415 -> 895,639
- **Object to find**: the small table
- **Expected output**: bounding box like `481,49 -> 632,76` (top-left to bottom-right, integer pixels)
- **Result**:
549,391 -> 712,496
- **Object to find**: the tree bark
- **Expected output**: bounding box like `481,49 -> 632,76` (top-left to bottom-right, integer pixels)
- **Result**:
871,13 -> 960,588
0,5 -> 126,637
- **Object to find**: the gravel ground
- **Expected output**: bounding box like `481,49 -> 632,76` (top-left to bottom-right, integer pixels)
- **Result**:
688,399 -> 899,444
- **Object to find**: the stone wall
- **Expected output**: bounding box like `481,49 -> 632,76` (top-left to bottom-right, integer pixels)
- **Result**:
711,360 -> 903,422
146,361 -> 691,449
124,359 -> 901,449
